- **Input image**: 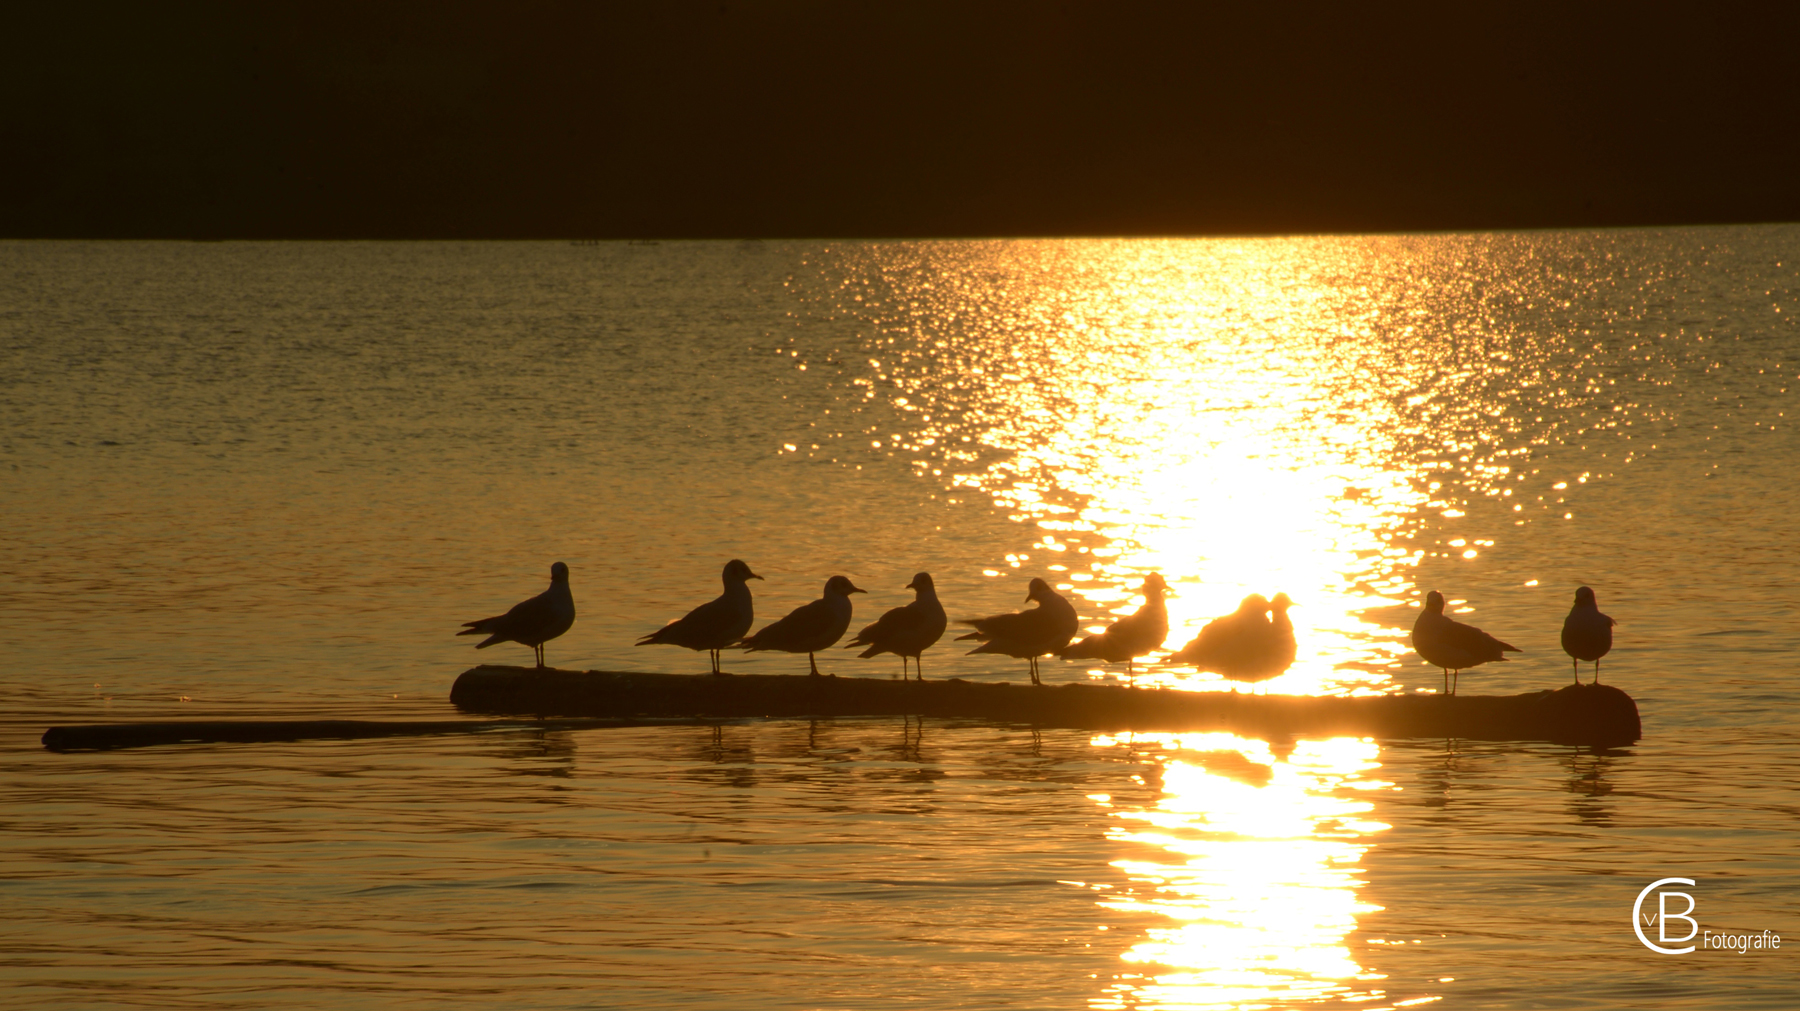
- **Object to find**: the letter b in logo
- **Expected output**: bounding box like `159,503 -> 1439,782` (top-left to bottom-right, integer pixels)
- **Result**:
1634,878 -> 1697,954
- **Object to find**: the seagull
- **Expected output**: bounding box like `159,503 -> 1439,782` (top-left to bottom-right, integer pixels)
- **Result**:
636,559 -> 763,674
457,561 -> 576,669
955,577 -> 1078,685
1264,592 -> 1298,676
737,575 -> 866,676
845,572 -> 947,680
1164,593 -> 1279,687
1560,585 -> 1615,685
1412,590 -> 1521,695
1056,572 -> 1170,672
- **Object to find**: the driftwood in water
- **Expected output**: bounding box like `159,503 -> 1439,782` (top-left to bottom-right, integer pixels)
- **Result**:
450,665 -> 1642,747
41,716 -> 715,753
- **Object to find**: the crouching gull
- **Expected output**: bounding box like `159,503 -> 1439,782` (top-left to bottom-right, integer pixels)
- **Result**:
1056,572 -> 1170,672
845,572 -> 948,680
1264,592 -> 1298,677
1164,593 -> 1284,687
1411,590 -> 1520,695
1560,585 -> 1615,685
955,577 -> 1078,685
737,575 -> 866,675
457,561 -> 576,669
636,559 -> 763,674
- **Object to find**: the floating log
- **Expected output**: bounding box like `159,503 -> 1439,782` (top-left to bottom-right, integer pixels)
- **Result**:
451,666 -> 1642,747
41,716 -> 718,753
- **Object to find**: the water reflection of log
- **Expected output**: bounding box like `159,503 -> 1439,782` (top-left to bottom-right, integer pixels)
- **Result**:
451,665 -> 1642,747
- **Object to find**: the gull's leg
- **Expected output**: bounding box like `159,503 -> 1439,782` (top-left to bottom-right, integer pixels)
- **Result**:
1572,657 -> 1580,686
1594,659 -> 1601,685
809,652 -> 820,676
917,654 -> 924,681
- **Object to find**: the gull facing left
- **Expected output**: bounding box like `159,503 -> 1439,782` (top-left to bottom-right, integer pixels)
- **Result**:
457,561 -> 576,669
955,577 -> 1079,685
1411,590 -> 1520,695
845,572 -> 947,679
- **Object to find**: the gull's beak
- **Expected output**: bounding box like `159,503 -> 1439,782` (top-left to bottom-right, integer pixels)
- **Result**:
749,572 -> 765,580
849,584 -> 867,594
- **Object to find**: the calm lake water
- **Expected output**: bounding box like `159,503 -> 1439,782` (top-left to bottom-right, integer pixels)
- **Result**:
2,231 -> 1796,1008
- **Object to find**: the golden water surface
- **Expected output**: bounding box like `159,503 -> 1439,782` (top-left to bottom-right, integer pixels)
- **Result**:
2,233 -> 1796,1009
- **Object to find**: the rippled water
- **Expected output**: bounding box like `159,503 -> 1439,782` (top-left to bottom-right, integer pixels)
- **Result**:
3,232 -> 1797,1008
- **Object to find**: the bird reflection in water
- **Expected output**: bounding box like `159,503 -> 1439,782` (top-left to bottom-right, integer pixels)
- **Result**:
1562,746 -> 1624,827
893,713 -> 925,762
491,728 -> 578,781
1088,732 -> 1420,1009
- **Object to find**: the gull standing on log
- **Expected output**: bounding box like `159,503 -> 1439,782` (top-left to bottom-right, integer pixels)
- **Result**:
1056,572 -> 1170,672
1560,585 -> 1615,685
738,575 -> 866,676
1165,594 -> 1278,687
1262,592 -> 1298,678
1412,590 -> 1520,695
955,577 -> 1078,685
636,559 -> 763,674
457,561 -> 576,669
844,572 -> 948,680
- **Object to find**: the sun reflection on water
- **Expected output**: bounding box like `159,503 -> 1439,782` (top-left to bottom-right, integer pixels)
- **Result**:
1090,733 -> 1412,1010
780,235 -> 1696,694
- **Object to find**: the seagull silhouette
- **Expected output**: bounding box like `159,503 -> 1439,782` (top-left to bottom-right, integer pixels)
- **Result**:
955,577 -> 1078,685
1056,572 -> 1170,672
738,575 -> 866,675
1264,592 -> 1298,677
457,561 -> 576,669
637,559 -> 763,674
1411,590 -> 1520,695
1560,585 -> 1615,685
845,572 -> 947,680
1165,593 -> 1283,688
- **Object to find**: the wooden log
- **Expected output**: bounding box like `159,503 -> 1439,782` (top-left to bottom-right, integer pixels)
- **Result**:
450,665 -> 1642,747
41,716 -> 717,753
